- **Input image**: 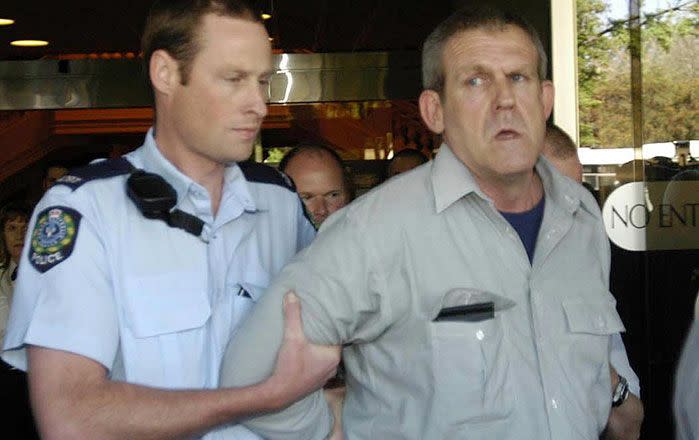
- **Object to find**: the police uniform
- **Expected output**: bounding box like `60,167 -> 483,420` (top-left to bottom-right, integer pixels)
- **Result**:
2,129 -> 315,440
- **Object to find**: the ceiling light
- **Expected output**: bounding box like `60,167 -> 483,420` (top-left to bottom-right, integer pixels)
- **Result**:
0,18 -> 15,25
261,13 -> 272,20
10,40 -> 49,47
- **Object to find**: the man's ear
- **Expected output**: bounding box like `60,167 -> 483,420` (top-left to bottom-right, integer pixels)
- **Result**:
150,49 -> 180,96
541,80 -> 554,120
419,89 -> 445,135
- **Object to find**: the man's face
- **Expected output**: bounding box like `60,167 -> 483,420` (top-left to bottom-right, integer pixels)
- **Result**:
3,215 -> 28,264
421,25 -> 553,184
284,151 -> 350,227
165,14 -> 272,164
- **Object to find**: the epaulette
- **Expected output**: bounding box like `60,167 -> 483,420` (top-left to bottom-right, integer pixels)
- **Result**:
238,161 -> 296,192
53,157 -> 135,191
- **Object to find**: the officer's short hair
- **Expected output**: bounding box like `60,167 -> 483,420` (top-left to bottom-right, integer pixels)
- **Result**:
422,5 -> 547,95
141,0 -> 262,86
279,143 -> 356,201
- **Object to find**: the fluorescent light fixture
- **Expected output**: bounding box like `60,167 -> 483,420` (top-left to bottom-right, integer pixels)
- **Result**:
0,18 -> 15,26
11,39 -> 49,47
261,13 -> 272,20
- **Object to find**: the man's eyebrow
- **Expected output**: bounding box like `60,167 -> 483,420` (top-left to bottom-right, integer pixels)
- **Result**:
455,64 -> 490,76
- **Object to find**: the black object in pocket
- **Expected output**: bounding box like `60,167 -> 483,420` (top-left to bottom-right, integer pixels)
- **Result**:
433,301 -> 494,322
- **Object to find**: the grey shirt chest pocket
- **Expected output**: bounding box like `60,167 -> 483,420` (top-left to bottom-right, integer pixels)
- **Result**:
123,273 -> 211,338
562,299 -> 625,367
429,307 -> 513,425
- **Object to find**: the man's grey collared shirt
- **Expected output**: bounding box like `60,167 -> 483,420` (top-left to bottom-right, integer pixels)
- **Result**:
221,144 -> 625,440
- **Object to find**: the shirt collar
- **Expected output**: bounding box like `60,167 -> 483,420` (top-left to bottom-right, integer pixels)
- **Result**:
129,128 -> 257,213
431,142 -> 594,216
431,143 -> 483,213
535,155 -> 596,216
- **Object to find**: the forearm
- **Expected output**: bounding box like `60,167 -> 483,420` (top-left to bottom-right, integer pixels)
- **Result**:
604,393 -> 644,440
28,347 -> 282,440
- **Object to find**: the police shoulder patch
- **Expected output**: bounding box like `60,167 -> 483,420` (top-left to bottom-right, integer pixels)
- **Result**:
238,161 -> 296,192
29,206 -> 82,273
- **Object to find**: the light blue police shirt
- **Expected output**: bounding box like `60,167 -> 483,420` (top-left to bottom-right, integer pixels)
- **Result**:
2,129 -> 315,440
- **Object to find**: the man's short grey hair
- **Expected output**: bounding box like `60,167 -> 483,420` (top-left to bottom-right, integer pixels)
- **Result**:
422,5 -> 548,94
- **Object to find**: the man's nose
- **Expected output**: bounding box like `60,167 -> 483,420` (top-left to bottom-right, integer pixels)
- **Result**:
244,82 -> 268,119
306,198 -> 328,217
494,78 -> 515,109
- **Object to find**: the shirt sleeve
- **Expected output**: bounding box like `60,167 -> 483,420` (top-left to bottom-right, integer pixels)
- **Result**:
1,188 -> 119,372
219,210 -> 393,439
609,333 -> 641,396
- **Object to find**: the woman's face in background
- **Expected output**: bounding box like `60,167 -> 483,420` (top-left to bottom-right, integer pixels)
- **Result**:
4,215 -> 28,264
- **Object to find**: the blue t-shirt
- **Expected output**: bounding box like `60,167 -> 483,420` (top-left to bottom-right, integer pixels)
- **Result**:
500,196 -> 545,263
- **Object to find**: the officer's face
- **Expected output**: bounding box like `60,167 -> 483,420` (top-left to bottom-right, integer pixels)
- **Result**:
3,215 -> 28,264
420,25 -> 553,184
168,14 -> 272,164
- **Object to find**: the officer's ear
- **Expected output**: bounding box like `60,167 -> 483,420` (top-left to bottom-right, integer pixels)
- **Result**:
419,89 -> 444,135
150,49 -> 181,96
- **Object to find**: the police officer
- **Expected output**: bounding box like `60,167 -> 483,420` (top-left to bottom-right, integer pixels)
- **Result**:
1,1 -> 339,439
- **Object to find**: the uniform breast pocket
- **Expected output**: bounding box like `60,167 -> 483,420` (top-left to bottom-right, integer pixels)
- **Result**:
120,273 -> 211,386
430,315 -> 512,425
123,273 -> 211,338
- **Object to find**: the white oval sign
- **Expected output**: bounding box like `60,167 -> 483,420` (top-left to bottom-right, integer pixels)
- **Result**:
602,181 -> 699,251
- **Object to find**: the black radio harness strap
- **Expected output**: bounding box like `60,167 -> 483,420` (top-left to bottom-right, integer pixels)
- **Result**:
55,157 -> 204,239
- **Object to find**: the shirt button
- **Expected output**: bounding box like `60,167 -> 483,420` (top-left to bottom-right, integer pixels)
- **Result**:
551,398 -> 559,409
476,329 -> 485,341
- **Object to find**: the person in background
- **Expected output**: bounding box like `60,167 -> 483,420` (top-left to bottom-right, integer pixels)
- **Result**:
278,143 -> 354,438
542,124 -> 600,201
0,201 -> 38,439
1,1 -> 339,439
542,123 -> 644,440
220,6 -> 638,439
41,163 -> 69,193
386,148 -> 429,178
542,124 -> 583,183
279,144 -> 354,228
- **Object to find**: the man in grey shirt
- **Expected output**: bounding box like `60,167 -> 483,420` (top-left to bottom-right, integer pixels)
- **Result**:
221,6 -> 627,439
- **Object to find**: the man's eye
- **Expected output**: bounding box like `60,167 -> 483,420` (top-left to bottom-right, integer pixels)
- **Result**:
511,74 -> 525,82
467,77 -> 484,87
